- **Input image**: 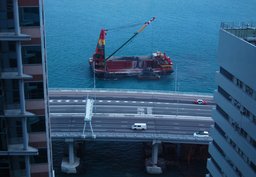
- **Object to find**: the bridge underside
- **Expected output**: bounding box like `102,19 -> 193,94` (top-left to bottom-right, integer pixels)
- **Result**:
51,132 -> 212,145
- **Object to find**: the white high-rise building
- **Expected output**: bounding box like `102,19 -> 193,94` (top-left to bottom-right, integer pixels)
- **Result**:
207,23 -> 256,177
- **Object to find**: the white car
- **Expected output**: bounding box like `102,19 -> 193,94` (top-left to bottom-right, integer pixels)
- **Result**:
193,131 -> 209,138
131,123 -> 147,130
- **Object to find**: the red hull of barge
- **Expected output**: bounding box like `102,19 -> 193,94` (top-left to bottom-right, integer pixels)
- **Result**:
89,52 -> 173,78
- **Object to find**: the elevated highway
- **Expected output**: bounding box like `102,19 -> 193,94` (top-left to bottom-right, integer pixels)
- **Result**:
49,89 -> 214,144
49,89 -> 215,174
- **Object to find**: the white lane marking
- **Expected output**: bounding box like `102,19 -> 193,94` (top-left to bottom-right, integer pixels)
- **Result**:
49,100 -> 53,102
140,101 -> 144,103
124,101 -> 128,103
99,100 -> 103,102
82,100 -> 86,102
115,101 -> 120,103
107,100 -> 111,103
74,100 -> 78,102
57,100 -> 61,102
156,102 -> 161,104
132,101 -> 136,103
65,100 -> 70,102
149,102 -> 153,104
165,102 -> 169,104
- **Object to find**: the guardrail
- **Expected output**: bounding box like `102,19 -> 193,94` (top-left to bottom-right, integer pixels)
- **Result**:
49,88 -> 213,97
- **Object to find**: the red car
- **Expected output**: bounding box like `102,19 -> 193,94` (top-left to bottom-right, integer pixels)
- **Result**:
194,99 -> 207,105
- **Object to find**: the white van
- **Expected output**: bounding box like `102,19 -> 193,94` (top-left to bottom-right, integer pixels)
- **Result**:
131,123 -> 147,130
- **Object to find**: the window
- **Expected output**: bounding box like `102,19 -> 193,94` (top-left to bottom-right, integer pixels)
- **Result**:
215,123 -> 225,137
22,46 -> 42,64
7,119 -> 23,144
236,79 -> 243,89
0,157 -> 10,177
216,105 -> 229,120
9,57 -> 17,68
32,148 -> 48,163
28,116 -> 46,132
220,67 -> 233,81
19,7 -> 40,27
0,85 -> 3,115
245,85 -> 253,97
0,0 -> 14,32
0,119 -> 7,151
4,80 -> 20,105
25,82 -> 44,99
9,42 -> 16,52
218,86 -> 230,101
10,156 -> 26,177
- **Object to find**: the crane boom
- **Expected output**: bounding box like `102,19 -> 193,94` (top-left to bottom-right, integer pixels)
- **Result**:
105,17 -> 156,61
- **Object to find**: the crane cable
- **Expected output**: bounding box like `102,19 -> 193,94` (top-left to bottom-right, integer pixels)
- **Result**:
106,22 -> 144,31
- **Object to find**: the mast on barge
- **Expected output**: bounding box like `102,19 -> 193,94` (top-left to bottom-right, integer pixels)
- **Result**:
89,17 -> 173,78
90,17 -> 156,71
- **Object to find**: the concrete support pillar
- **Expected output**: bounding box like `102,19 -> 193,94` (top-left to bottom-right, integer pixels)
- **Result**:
61,139 -> 80,174
151,143 -> 159,166
13,0 -> 20,35
176,143 -> 181,160
68,141 -> 75,164
25,156 -> 31,177
146,140 -> 163,174
22,117 -> 28,150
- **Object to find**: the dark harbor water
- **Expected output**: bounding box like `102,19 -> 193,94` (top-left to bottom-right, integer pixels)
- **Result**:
45,0 -> 256,176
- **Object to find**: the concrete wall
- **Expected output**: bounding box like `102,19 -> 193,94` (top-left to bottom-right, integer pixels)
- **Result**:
217,29 -> 256,90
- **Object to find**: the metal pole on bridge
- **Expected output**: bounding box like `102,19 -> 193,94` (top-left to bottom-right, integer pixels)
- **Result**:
175,65 -> 179,116
93,60 -> 96,89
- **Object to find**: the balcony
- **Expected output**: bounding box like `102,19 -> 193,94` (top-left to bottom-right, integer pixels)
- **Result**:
0,32 -> 31,41
0,144 -> 38,156
3,109 -> 35,118
0,71 -> 32,80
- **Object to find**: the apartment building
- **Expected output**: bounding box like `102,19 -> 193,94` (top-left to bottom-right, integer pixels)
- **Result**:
0,0 -> 53,177
207,23 -> 256,177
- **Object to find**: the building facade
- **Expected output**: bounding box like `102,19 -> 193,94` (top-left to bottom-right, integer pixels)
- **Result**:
207,23 -> 256,176
0,0 -> 53,177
